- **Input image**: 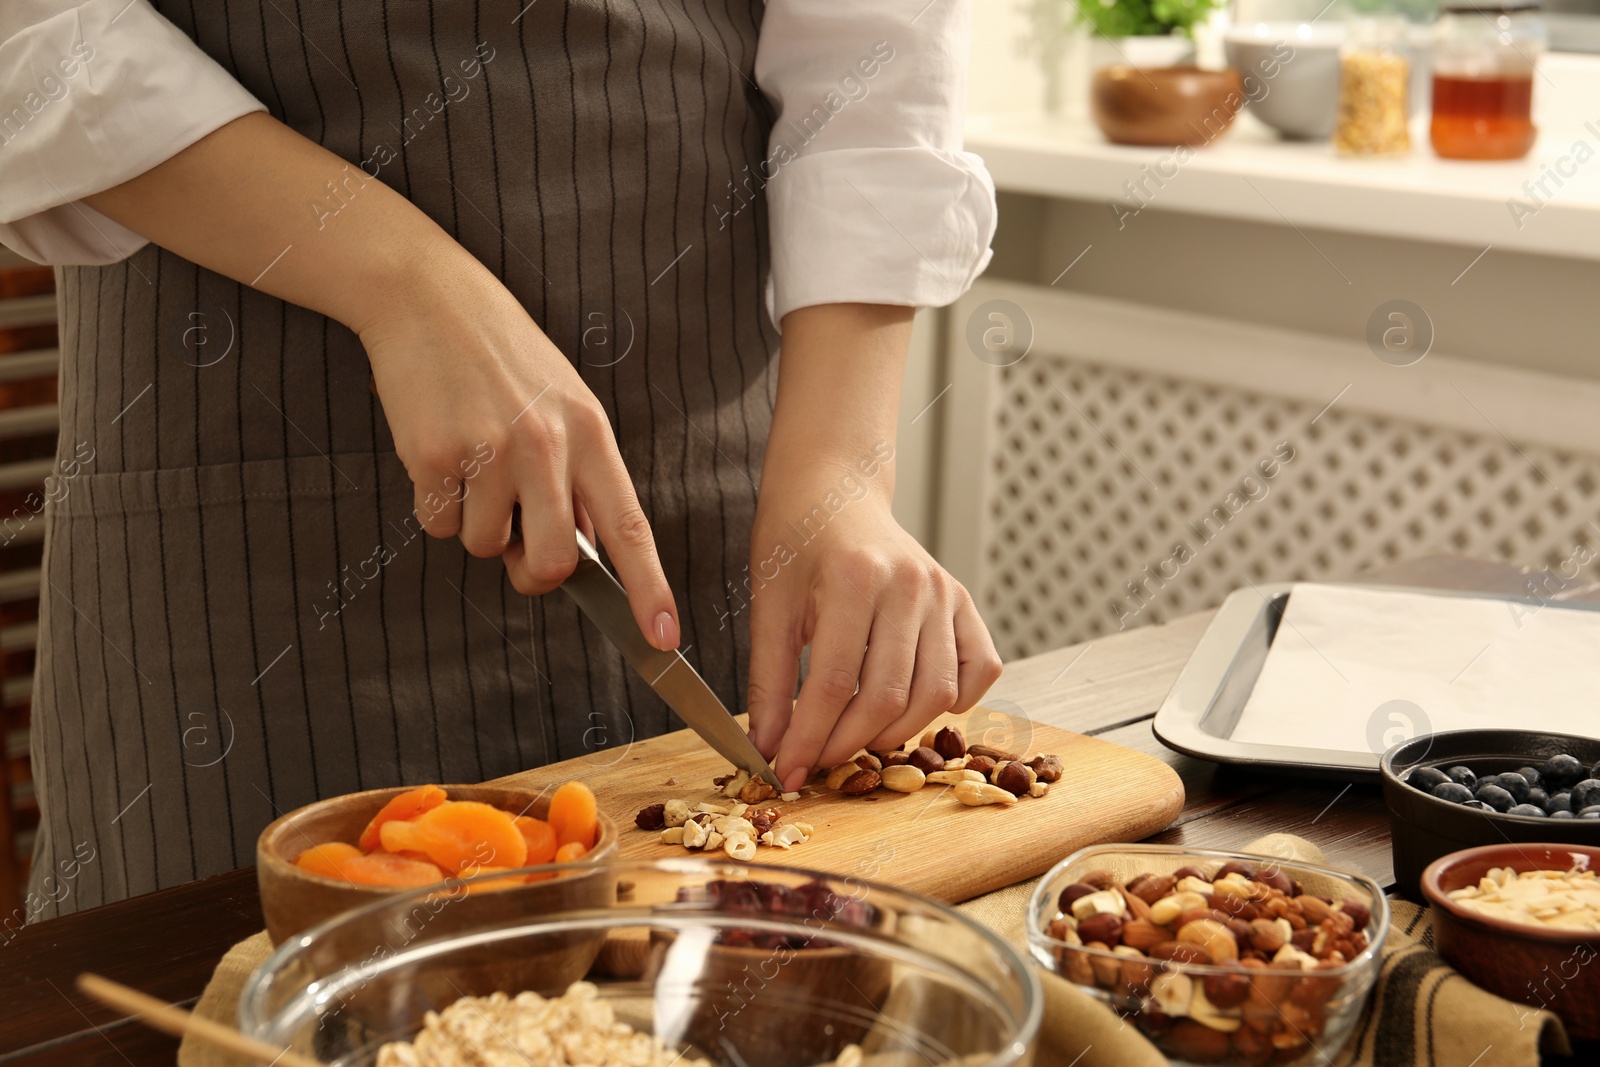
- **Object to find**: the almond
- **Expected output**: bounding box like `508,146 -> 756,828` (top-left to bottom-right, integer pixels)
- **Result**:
1121,918 -> 1167,951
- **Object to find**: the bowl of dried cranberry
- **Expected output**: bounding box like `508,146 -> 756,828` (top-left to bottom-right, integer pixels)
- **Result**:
1027,844 -> 1388,1067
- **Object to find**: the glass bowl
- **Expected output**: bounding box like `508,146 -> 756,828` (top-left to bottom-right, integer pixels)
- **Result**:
1026,845 -> 1389,1067
241,857 -> 1042,1067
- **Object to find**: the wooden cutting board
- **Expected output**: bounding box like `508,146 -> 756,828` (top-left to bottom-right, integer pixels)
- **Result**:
491,707 -> 1184,905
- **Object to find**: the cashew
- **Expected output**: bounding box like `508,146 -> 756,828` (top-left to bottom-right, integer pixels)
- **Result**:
880,765 -> 927,793
943,756 -> 969,770
727,802 -> 749,818
1272,944 -> 1318,970
927,769 -> 985,785
1070,889 -> 1126,920
663,800 -> 692,828
1175,875 -> 1215,897
695,801 -> 731,815
789,821 -> 814,836
769,823 -> 807,848
722,831 -> 757,861
658,827 -> 685,844
720,770 -> 751,798
952,780 -> 1018,806
1149,890 -> 1209,926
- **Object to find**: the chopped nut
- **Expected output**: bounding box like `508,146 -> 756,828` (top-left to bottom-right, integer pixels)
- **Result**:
723,831 -> 757,861
694,801 -> 731,815
1028,754 -> 1065,783
727,802 -> 749,817
659,827 -> 685,844
1150,971 -> 1193,1016
704,830 -> 725,851
780,791 -> 801,803
719,770 -> 750,798
663,799 -> 692,828
1029,780 -> 1050,799
738,776 -> 780,804
880,764 -> 927,792
766,823 -> 808,848
714,816 -> 757,838
952,780 -> 1018,806
682,819 -> 710,849
635,803 -> 666,831
927,769 -> 985,785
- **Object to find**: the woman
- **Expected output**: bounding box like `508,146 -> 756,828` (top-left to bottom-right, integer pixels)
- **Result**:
0,0 -> 998,917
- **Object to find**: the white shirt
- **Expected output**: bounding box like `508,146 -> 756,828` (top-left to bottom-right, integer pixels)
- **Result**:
0,0 -> 994,323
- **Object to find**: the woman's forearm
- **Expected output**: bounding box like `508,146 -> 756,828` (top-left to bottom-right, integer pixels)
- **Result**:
83,111 -> 460,333
762,302 -> 914,502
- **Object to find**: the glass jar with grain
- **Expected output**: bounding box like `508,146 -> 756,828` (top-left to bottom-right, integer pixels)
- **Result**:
1334,17 -> 1413,156
1431,1 -> 1545,160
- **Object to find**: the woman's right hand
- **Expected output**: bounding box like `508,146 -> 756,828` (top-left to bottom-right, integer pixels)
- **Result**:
357,243 -> 681,650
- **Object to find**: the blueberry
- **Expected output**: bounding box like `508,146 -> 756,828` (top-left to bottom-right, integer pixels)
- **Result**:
1526,787 -> 1549,809
1496,773 -> 1532,804
1517,766 -> 1543,789
1446,765 -> 1478,788
1579,806 -> 1600,819
1542,754 -> 1586,790
1407,766 -> 1451,792
1507,803 -> 1547,817
1547,792 -> 1573,814
1551,810 -> 1576,819
1431,781 -> 1476,804
1572,780 -> 1600,811
1475,783 -> 1516,812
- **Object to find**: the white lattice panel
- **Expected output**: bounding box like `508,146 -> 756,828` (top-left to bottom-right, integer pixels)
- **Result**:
940,284 -> 1600,661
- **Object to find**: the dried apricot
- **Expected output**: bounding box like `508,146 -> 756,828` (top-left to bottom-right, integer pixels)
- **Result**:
380,800 -> 528,874
339,851 -> 448,887
294,841 -> 363,881
555,841 -> 589,863
358,784 -> 447,852
456,863 -> 525,894
547,781 -> 598,849
514,815 -> 559,865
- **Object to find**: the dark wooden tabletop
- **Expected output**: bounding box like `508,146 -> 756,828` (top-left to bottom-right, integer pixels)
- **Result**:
0,557 -> 1568,1065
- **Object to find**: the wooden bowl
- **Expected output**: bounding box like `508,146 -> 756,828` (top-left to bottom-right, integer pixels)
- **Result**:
256,782 -> 618,945
1421,843 -> 1600,1040
1091,65 -> 1245,147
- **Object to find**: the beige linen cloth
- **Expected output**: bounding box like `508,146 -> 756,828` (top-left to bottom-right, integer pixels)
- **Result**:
180,835 -> 1570,1067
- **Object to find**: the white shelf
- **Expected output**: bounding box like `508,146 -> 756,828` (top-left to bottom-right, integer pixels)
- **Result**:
965,56 -> 1600,262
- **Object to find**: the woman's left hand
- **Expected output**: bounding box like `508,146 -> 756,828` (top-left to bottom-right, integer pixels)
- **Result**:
743,304 -> 1002,793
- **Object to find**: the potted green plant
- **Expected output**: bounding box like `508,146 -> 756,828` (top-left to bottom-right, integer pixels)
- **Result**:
1076,0 -> 1219,68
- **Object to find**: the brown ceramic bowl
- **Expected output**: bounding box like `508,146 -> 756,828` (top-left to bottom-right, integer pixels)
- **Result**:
256,782 -> 618,944
1091,65 -> 1245,147
1421,843 -> 1600,1040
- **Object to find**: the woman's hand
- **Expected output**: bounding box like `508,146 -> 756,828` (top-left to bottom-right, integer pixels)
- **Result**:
84,113 -> 680,647
745,304 -> 1002,792
358,249 -> 679,647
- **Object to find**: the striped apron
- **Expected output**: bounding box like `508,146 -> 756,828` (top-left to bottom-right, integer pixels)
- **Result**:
26,0 -> 778,917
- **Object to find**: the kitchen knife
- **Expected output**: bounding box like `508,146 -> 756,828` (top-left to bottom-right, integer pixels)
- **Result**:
561,531 -> 783,792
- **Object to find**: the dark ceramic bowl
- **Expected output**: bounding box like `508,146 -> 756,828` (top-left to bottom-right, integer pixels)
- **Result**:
1380,730 -> 1600,900
1091,66 -> 1245,147
1421,843 -> 1600,1040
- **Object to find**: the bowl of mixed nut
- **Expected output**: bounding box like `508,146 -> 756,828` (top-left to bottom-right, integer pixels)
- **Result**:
1421,842 -> 1600,1040
242,857 -> 1043,1067
1026,844 -> 1388,1066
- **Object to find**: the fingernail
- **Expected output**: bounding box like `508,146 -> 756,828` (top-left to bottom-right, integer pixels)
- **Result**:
782,767 -> 809,793
653,611 -> 679,650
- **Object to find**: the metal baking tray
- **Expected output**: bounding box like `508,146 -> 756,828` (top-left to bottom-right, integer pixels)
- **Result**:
1151,581 -> 1600,779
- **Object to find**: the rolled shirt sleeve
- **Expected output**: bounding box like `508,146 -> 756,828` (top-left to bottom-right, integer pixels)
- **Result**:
753,0 -> 996,325
0,0 -> 265,265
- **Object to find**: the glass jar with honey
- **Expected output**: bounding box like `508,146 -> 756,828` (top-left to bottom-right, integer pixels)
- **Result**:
1430,1 -> 1545,160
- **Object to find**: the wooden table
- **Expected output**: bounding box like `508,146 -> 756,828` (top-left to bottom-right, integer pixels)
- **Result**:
0,557 -> 1564,1065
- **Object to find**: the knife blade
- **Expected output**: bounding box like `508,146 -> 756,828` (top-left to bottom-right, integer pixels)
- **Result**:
561,532 -> 783,791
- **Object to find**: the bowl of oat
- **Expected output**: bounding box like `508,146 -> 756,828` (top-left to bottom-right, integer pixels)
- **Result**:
1421,843 -> 1600,1040
239,857 -> 1042,1067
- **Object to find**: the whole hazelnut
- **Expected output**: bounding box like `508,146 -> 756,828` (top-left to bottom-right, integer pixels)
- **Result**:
1216,861 -> 1257,881
907,746 -> 946,774
1076,912 -> 1124,947
1231,1023 -> 1275,1067
839,768 -> 881,795
1247,918 -> 1288,954
1081,869 -> 1118,890
1149,940 -> 1212,965
1163,1020 -> 1231,1062
1255,866 -> 1294,895
932,726 -> 967,761
1204,965 -> 1251,1009
1290,929 -> 1317,953
1125,872 -> 1177,905
995,761 -> 1037,797
1172,865 -> 1208,881
1057,882 -> 1097,912
880,751 -> 910,767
